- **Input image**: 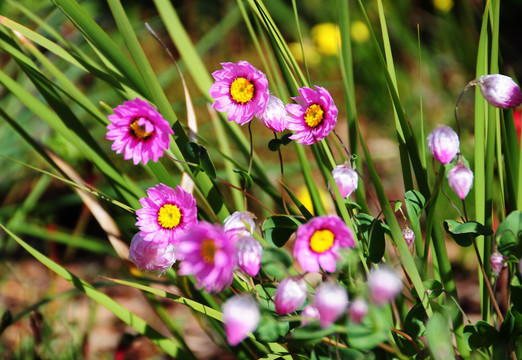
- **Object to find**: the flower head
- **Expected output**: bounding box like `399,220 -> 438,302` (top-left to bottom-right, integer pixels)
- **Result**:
286,86 -> 338,145
313,281 -> 348,328
329,163 -> 358,199
490,252 -> 504,276
177,222 -> 236,293
136,184 -> 197,245
369,267 -> 403,306
128,232 -> 176,274
209,61 -> 270,125
402,227 -> 415,248
301,304 -> 320,325
348,298 -> 368,324
236,236 -> 263,277
293,216 -> 355,273
427,126 -> 460,164
274,277 -> 308,315
257,95 -> 288,132
106,98 -> 174,165
223,211 -> 256,237
478,74 -> 522,109
222,295 -> 260,346
447,163 -> 474,199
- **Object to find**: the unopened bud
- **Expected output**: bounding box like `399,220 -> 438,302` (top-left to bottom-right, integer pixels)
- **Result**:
329,163 -> 358,199
129,232 -> 176,274
402,227 -> 415,248
478,74 -> 522,109
313,281 -> 348,328
490,252 -> 504,276
447,163 -> 474,200
274,277 -> 307,315
222,295 -> 260,346
369,267 -> 403,306
427,126 -> 460,164
348,298 -> 368,324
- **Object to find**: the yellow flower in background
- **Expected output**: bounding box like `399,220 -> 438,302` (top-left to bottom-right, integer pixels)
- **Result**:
433,0 -> 453,12
296,185 -> 331,215
311,23 -> 341,56
350,21 -> 370,44
288,42 -> 321,65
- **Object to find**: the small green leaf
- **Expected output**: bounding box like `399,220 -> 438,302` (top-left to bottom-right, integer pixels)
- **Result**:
443,220 -> 493,247
255,315 -> 289,342
280,133 -> 293,145
463,320 -> 498,350
393,201 -> 403,212
404,190 -> 425,217
198,146 -> 216,179
261,248 -> 293,280
233,168 -> 253,189
289,322 -> 337,346
426,312 -> 454,360
262,215 -> 304,248
497,211 -> 522,257
268,138 -> 282,151
423,279 -> 444,299
368,218 -> 386,263
404,303 -> 427,338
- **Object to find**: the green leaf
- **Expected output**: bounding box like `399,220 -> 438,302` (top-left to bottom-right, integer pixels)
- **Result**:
393,201 -> 403,212
367,218 -> 386,263
423,279 -> 444,299
426,312 -> 454,360
262,215 -> 304,248
255,315 -> 289,342
497,211 -> 522,257
288,323 -> 339,346
463,320 -> 498,350
268,138 -> 282,152
261,248 -> 293,280
405,190 -> 425,218
233,168 -> 254,189
443,220 -> 493,247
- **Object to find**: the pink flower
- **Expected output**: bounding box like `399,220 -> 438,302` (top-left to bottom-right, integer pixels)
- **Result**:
286,86 -> 338,145
236,236 -> 263,277
209,61 -> 270,125
106,98 -> 174,165
136,184 -> 197,245
427,126 -> 460,164
369,267 -> 403,306
222,295 -> 260,346
177,222 -> 236,293
274,277 -> 307,315
490,252 -> 504,276
313,281 -> 348,328
301,304 -> 320,325
329,163 -> 358,199
223,211 -> 256,237
293,216 -> 355,273
348,298 -> 368,324
128,232 -> 176,274
447,163 -> 474,199
257,95 -> 287,132
402,227 -> 415,248
478,74 -> 522,109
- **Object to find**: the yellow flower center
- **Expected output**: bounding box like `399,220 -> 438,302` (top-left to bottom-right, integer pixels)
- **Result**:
201,239 -> 217,264
157,204 -> 181,229
130,118 -> 153,140
304,104 -> 324,128
230,77 -> 255,104
309,229 -> 335,253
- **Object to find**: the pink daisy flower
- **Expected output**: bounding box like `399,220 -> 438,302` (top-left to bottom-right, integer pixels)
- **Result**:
209,61 -> 270,125
177,222 -> 236,293
128,232 -> 176,274
136,184 -> 197,245
293,216 -> 355,273
106,98 -> 174,165
286,86 -> 338,145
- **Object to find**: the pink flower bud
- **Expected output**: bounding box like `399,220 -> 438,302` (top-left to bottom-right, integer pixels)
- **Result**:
490,252 -> 504,276
222,295 -> 260,346
301,304 -> 320,325
257,95 -> 288,132
447,163 -> 474,199
348,298 -> 368,324
236,236 -> 263,277
427,126 -> 460,164
313,281 -> 348,328
329,163 -> 359,199
369,267 -> 403,306
128,232 -> 176,274
223,211 -> 256,237
402,227 -> 415,248
478,74 -> 522,109
274,277 -> 307,315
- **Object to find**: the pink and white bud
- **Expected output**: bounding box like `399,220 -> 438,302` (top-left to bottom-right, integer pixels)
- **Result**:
369,267 -> 403,306
223,211 -> 256,237
402,227 -> 415,248
222,295 -> 260,346
313,281 -> 348,328
427,126 -> 460,164
490,252 -> 504,276
329,163 -> 359,199
236,236 -> 263,277
301,304 -> 320,325
274,277 -> 308,315
478,74 -> 522,109
348,298 -> 368,324
447,163 -> 474,200
257,95 -> 288,132
129,232 -> 176,274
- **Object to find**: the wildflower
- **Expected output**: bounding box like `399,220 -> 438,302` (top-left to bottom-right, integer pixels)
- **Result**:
209,61 -> 270,125
427,126 -> 460,164
432,0 -> 453,12
286,86 -> 338,145
490,252 -> 504,276
274,277 -> 308,315
128,232 -> 176,274
313,281 -> 348,328
311,23 -> 340,56
329,163 -> 358,199
447,163 -> 474,200
177,222 -> 236,292
256,95 -> 288,132
368,267 -> 403,306
136,184 -> 197,245
222,295 -> 260,346
350,21 -> 370,43
477,74 -> 522,109
106,98 -> 173,165
223,211 -> 256,237
402,227 -> 415,248
236,236 -> 263,277
293,216 -> 355,273
301,304 -> 320,325
348,298 -> 368,324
